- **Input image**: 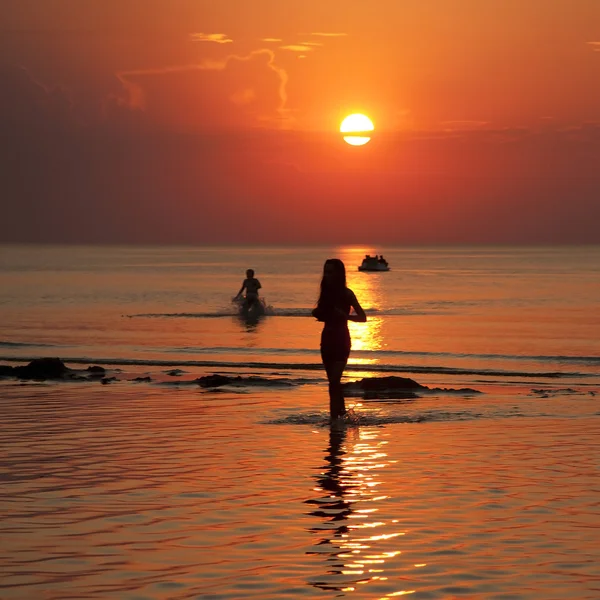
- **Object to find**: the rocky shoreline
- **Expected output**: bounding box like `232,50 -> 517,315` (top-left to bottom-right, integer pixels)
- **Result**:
0,357 -> 482,397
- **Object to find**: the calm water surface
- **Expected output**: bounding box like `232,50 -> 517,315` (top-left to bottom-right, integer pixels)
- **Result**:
1,245 -> 599,598
1,244 -> 599,387
1,383 -> 599,599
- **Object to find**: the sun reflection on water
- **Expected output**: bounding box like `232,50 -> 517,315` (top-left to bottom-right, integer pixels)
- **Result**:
305,426 -> 405,594
335,246 -> 388,364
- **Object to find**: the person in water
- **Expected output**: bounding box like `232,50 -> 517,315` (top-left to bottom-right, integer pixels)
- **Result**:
235,269 -> 262,310
312,258 -> 367,421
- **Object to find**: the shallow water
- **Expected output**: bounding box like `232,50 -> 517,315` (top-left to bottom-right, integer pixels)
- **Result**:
1,245 -> 599,389
1,383 -> 599,599
1,245 -> 599,598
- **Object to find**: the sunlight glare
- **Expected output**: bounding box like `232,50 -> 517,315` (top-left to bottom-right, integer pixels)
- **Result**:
341,113 -> 374,146
344,135 -> 371,146
341,113 -> 374,133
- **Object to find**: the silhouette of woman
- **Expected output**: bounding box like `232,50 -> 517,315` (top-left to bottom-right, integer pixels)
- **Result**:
312,259 -> 367,421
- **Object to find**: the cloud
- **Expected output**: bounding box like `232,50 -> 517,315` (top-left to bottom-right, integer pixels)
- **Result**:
275,35 -> 338,58
190,33 -> 233,44
308,32 -> 348,37
0,65 -> 75,133
558,121 -> 600,142
280,44 -> 315,53
440,120 -> 490,131
1,67 -> 599,245
279,41 -> 323,57
261,38 -> 282,43
0,64 -> 150,135
114,49 -> 289,129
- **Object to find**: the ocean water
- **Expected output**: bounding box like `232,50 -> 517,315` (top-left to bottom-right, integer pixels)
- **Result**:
1,245 -> 600,599
1,244 -> 599,389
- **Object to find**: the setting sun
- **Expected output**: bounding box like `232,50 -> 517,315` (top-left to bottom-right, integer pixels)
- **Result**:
340,113 -> 374,146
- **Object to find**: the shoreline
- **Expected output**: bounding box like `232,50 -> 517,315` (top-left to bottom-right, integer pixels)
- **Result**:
2,367 -> 598,424
0,357 -> 483,397
0,354 -> 585,381
2,359 -> 597,421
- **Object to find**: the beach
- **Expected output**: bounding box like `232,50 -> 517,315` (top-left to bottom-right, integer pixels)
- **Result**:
1,244 -> 599,598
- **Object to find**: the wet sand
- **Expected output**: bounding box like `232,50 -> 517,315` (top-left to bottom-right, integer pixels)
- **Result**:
1,381 -> 599,599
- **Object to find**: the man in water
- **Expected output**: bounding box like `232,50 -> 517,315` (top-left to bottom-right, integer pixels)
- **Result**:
235,269 -> 262,311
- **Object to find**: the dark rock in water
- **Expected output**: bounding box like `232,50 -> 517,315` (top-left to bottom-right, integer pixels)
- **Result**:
343,375 -> 426,399
428,386 -> 482,395
0,365 -> 15,378
166,369 -> 185,376
196,374 -> 233,388
101,376 -> 118,385
342,378 -> 419,399
244,376 -> 292,387
195,374 -> 293,388
365,376 -> 425,390
86,366 -> 106,376
343,376 -> 482,399
132,376 -> 152,383
13,358 -> 70,380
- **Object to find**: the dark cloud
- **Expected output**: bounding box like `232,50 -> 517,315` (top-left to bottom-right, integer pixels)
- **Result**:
1,65 -> 599,245
0,64 -> 74,132
114,49 -> 289,130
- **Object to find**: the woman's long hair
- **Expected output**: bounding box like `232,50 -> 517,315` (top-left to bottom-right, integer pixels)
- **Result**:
317,258 -> 347,310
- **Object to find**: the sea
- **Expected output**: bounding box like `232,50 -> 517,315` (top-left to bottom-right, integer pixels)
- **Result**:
1,244 -> 599,388
1,244 -> 599,599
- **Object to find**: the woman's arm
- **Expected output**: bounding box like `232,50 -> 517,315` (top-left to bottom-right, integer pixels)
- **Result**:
312,306 -> 326,321
347,289 -> 367,322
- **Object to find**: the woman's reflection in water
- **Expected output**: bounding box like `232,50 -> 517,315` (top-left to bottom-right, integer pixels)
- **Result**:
305,426 -> 399,595
305,426 -> 362,593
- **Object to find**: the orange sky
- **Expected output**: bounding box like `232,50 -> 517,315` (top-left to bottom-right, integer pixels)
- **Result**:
1,0 -> 599,244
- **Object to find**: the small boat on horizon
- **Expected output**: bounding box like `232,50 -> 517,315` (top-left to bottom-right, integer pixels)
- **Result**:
358,254 -> 390,272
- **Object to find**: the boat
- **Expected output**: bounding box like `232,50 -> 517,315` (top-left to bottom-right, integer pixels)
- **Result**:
358,254 -> 390,272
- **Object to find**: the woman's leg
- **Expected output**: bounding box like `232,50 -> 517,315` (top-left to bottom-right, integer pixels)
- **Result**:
324,359 -> 348,420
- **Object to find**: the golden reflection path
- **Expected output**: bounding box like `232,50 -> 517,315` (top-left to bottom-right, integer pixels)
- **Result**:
305,427 -> 414,597
338,246 -> 386,365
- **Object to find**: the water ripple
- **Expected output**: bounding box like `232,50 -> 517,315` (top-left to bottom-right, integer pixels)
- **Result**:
1,385 -> 599,599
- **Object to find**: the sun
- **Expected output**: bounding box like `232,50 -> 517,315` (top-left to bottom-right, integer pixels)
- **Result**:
340,113 -> 374,146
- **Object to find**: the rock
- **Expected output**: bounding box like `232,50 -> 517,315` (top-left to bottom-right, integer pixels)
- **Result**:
428,386 -> 482,395
343,375 -> 426,399
194,374 -> 293,388
344,375 -> 426,391
13,358 -> 70,380
195,374 -> 239,388
131,376 -> 152,383
101,377 -> 117,385
342,376 -> 482,399
86,366 -> 106,376
0,365 -> 15,378
166,369 -> 185,376
69,375 -> 89,381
